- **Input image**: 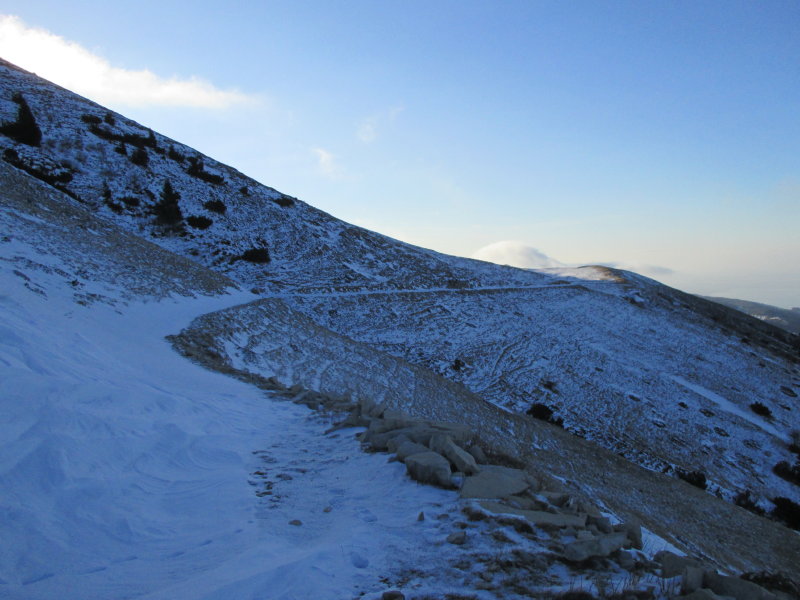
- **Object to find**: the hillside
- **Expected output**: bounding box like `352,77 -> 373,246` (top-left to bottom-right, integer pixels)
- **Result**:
2,56 -> 800,597
704,296 -> 800,335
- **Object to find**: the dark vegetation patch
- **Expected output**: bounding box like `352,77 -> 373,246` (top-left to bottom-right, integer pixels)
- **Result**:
1,93 -> 42,146
120,196 -> 140,208
271,194 -> 295,207
734,490 -> 765,515
186,156 -> 224,185
677,469 -> 707,490
186,215 -> 213,230
239,185 -> 249,196
2,148 -> 77,199
167,145 -> 185,162
87,122 -> 161,152
699,408 -> 715,417
203,199 -> 227,214
750,402 -> 773,418
153,180 -> 184,231
771,496 -> 800,530
129,147 -> 149,167
81,114 -> 101,125
526,403 -> 564,428
451,358 -> 465,372
236,248 -> 271,264
773,461 -> 800,486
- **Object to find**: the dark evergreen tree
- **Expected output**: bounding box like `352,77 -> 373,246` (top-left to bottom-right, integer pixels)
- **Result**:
0,93 -> 42,146
130,147 -> 149,167
154,180 -> 183,228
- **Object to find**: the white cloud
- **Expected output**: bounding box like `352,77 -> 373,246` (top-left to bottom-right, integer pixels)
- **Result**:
356,105 -> 404,144
597,262 -> 675,277
471,241 -> 563,269
0,15 -> 254,109
312,147 -> 339,178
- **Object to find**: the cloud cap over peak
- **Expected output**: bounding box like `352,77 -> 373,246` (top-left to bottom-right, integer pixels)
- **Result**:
471,241 -> 563,269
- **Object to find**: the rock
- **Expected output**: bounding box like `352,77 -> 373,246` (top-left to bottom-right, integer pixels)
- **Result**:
289,519 -> 302,526
654,550 -> 702,578
382,592 -> 405,600
396,440 -> 431,461
621,520 -> 643,550
461,465 -> 531,499
429,433 -> 480,475
682,566 -> 706,594
539,491 -> 570,506
587,514 -> 613,534
682,590 -> 728,600
468,444 -> 487,463
447,530 -> 467,545
417,511 -> 425,521
563,532 -> 628,562
704,572 -> 777,600
386,434 -> 410,453
617,550 -> 636,571
323,506 -> 332,513
479,500 -> 587,529
405,451 -> 452,487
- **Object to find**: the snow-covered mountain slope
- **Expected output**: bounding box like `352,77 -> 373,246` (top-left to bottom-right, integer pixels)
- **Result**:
276,276 -> 800,505
704,296 -> 800,335
0,58 -> 546,294
3,55 -> 800,590
170,294 -> 800,577
2,168 -> 584,600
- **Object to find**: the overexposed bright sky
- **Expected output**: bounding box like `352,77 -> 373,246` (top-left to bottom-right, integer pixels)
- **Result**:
1,2 -> 798,307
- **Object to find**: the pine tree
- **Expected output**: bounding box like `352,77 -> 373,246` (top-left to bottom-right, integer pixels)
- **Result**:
154,180 -> 183,228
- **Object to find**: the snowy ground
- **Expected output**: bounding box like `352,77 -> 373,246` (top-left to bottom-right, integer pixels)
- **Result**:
0,259 -> 465,599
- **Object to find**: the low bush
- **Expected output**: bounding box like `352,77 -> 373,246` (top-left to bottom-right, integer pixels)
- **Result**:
771,497 -> 800,530
271,194 -> 295,207
1,93 -> 42,146
526,403 -> 564,428
203,199 -> 227,214
734,490 -> 765,515
81,114 -> 102,125
677,469 -> 707,490
187,215 -> 213,230
187,156 -> 224,185
773,461 -> 800,486
167,145 -> 185,162
238,248 -> 271,263
750,402 -> 773,418
129,147 -> 149,167
153,180 -> 183,229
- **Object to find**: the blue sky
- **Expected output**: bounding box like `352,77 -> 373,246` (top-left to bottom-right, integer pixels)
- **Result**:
1,1 -> 798,306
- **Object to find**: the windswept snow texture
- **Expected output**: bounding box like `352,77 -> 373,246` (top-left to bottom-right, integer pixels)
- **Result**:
1,244 -> 466,599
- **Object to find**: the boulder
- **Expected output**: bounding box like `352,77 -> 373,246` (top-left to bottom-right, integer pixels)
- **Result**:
405,452 -> 452,488
704,572 -> 777,600
563,532 -> 628,562
429,433 -> 480,475
682,567 -> 706,595
396,440 -> 431,461
468,444 -> 487,463
461,465 -> 531,499
479,501 -> 587,529
446,530 -> 467,545
654,550 -> 702,578
682,590 -> 729,600
587,514 -> 613,534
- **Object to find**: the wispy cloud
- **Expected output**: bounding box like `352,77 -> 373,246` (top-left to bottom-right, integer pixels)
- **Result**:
356,105 -> 404,143
597,262 -> 675,277
471,241 -> 563,269
0,15 -> 255,109
312,147 -> 340,178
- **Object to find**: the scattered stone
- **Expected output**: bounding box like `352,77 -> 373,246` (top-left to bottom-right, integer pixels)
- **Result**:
588,514 -> 613,534
382,591 -> 405,600
682,590 -> 727,600
563,532 -> 628,562
429,433 -> 480,475
479,500 -> 587,529
682,566 -> 706,594
395,440 -> 431,461
704,571 -> 777,600
468,444 -> 487,463
289,519 -> 302,526
447,530 -> 467,545
617,549 -> 636,571
386,434 -> 411,453
461,465 -> 530,499
654,550 -> 702,578
323,506 -> 332,513
417,511 -> 425,521
405,452 -> 453,488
